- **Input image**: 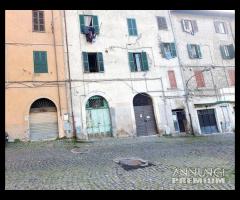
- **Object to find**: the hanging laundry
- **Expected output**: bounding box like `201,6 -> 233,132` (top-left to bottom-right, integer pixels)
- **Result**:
85,26 -> 96,43
165,51 -> 173,59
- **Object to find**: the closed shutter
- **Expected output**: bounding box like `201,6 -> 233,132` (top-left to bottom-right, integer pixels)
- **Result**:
214,21 -> 220,33
79,15 -> 85,33
97,52 -> 104,72
228,69 -> 235,86
127,18 -> 133,35
132,19 -> 138,35
128,52 -> 136,72
30,111 -> 58,141
82,52 -> 89,72
194,70 -> 205,87
168,70 -> 177,88
33,51 -> 48,73
187,44 -> 193,59
93,15 -> 99,34
141,52 -> 149,71
170,43 -> 177,57
157,17 -> 167,30
192,20 -> 198,33
196,45 -> 202,58
228,44 -> 235,59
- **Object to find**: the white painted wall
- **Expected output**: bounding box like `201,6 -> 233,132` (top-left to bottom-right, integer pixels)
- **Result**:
64,10 -> 186,138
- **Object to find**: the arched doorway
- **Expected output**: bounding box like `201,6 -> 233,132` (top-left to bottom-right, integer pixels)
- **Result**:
86,95 -> 112,137
133,93 -> 157,136
29,98 -> 58,141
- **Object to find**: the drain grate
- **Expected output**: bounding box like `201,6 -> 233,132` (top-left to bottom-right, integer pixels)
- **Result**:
114,157 -> 155,171
71,147 -> 88,154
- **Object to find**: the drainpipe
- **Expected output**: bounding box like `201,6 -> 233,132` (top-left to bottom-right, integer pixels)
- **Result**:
63,10 -> 77,139
168,10 -> 194,135
51,10 -> 62,117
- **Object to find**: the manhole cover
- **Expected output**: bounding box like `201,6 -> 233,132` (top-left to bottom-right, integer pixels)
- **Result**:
114,157 -> 154,170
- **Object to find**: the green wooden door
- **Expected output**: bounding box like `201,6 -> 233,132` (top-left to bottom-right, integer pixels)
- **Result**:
86,96 -> 112,137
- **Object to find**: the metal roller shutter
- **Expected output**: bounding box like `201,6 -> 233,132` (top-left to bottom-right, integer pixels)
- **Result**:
30,111 -> 58,141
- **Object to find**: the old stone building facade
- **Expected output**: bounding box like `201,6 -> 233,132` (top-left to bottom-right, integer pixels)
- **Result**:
5,10 -> 235,141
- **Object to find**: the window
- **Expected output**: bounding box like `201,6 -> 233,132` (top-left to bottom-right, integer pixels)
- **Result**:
228,69 -> 235,86
32,10 -> 45,32
33,51 -> 48,73
79,15 -> 99,34
181,19 -> 198,35
128,52 -> 149,72
160,43 -> 177,59
127,18 -> 138,36
220,44 -> 235,59
82,52 -> 104,73
187,44 -> 202,59
214,21 -> 228,34
194,70 -> 205,88
168,70 -> 177,89
157,17 -> 167,30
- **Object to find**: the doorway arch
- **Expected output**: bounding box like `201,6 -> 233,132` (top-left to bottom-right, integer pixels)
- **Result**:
86,95 -> 112,137
133,93 -> 157,136
29,98 -> 58,141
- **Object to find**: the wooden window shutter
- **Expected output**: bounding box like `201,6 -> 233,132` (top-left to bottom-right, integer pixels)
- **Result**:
33,51 -> 48,73
141,52 -> 149,71
168,70 -> 177,89
228,44 -> 235,59
196,45 -> 202,58
79,15 -> 85,33
214,21 -> 220,33
97,52 -> 104,72
128,52 -> 136,72
82,52 -> 89,72
191,20 -> 198,33
181,19 -> 187,32
187,44 -> 193,59
157,17 -> 167,30
228,69 -> 235,86
93,15 -> 99,34
127,18 -> 133,36
132,19 -> 138,36
194,70 -> 205,87
220,45 -> 227,59
170,43 -> 177,57
160,43 -> 166,58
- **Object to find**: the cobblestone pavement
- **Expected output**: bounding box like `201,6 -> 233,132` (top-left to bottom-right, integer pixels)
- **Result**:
5,134 -> 235,190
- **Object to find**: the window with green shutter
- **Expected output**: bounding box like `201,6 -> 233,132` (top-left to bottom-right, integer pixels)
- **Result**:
79,15 -> 100,34
187,44 -> 202,59
33,51 -> 48,73
82,52 -> 104,73
220,44 -> 235,59
127,18 -> 138,36
128,52 -> 149,72
160,43 -> 177,59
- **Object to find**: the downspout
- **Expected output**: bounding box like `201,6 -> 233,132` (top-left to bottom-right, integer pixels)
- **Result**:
63,10 -> 77,139
168,10 -> 194,135
51,10 -> 62,117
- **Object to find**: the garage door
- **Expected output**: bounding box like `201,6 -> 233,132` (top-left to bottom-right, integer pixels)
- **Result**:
29,98 -> 58,141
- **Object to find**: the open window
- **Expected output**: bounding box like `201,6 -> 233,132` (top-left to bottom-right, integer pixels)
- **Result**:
128,52 -> 149,72
82,52 -> 104,73
160,43 -> 177,59
79,15 -> 100,43
187,44 -> 202,59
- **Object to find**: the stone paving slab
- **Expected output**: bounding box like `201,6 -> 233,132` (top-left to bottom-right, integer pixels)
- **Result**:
5,134 -> 235,190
